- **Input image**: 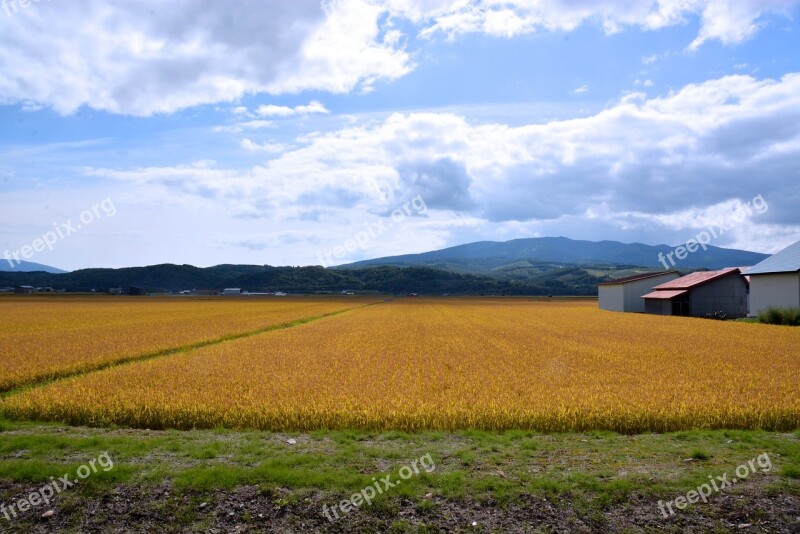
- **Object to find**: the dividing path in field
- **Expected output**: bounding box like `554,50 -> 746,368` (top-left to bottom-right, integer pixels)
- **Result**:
3,298 -> 799,433
0,297 -> 376,392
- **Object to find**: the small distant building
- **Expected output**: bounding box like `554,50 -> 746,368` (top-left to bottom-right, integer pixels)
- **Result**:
191,289 -> 220,296
128,286 -> 144,296
642,268 -> 748,317
222,288 -> 242,295
108,287 -> 123,295
274,291 -> 287,296
598,271 -> 680,313
745,240 -> 800,317
14,285 -> 34,294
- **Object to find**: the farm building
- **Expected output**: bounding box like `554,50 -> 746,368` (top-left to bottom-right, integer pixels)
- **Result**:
191,289 -> 220,296
14,285 -> 34,294
222,288 -> 243,295
598,271 -> 680,312
745,240 -> 800,317
642,268 -> 748,317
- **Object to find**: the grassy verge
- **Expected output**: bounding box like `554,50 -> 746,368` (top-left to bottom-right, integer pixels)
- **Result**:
1,419 -> 798,532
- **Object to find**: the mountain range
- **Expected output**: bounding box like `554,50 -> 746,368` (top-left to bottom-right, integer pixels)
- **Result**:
339,236 -> 769,276
0,260 -> 67,274
0,237 -> 770,295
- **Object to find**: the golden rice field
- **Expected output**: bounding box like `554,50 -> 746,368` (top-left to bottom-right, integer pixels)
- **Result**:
1,297 -> 798,433
0,296 -> 373,391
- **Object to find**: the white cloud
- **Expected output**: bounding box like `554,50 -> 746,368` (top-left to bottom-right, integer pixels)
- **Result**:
240,139 -> 292,153
256,100 -> 329,117
0,1 -> 794,116
0,0 -> 410,116
572,85 -> 589,94
88,73 -> 800,250
256,105 -> 297,117
294,101 -> 330,114
410,0 -> 797,49
687,0 -> 793,50
214,120 -> 274,133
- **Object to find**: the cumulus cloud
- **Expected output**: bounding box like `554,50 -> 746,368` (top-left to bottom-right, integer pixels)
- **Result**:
407,0 -> 797,47
256,100 -> 329,117
87,73 -> 800,249
0,1 -> 795,116
0,0 -> 410,116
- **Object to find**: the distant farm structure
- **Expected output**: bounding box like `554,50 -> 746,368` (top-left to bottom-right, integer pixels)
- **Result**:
191,289 -> 220,296
745,240 -> 800,317
642,268 -> 748,318
597,271 -> 679,312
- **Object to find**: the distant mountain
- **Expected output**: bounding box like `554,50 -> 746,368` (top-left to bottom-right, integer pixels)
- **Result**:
338,236 -> 769,275
0,260 -> 67,274
0,238 -> 770,296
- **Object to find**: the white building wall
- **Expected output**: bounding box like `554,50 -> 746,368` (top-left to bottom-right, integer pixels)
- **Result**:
599,272 -> 679,312
599,285 -> 625,312
748,273 -> 800,316
623,274 -> 679,312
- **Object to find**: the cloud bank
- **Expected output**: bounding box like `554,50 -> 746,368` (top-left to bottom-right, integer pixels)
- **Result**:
1,0 -> 796,115
85,72 -> 800,252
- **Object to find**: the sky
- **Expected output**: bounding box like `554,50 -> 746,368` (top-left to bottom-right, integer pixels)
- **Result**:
1,0 -> 799,271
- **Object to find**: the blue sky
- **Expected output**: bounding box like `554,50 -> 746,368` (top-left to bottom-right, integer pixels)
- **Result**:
1,0 -> 799,270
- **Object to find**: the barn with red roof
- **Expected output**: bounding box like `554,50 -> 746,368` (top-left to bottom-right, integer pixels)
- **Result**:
642,268 -> 749,317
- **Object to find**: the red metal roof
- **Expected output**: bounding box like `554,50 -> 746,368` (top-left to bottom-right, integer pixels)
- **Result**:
597,270 -> 679,286
642,289 -> 688,300
651,268 -> 742,290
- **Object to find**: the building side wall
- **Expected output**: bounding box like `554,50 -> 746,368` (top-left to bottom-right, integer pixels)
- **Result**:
599,273 -> 680,312
644,299 -> 672,315
598,286 -> 625,312
749,273 -> 800,317
622,273 -> 679,312
688,275 -> 748,317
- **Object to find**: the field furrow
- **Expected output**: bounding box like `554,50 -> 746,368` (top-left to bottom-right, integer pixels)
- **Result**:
0,296 -> 374,391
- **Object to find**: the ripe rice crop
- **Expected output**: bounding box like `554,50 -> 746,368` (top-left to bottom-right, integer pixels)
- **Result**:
3,298 -> 798,433
0,296 -> 371,391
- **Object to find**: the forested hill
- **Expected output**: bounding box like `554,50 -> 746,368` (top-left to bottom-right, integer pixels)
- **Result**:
0,263 -> 607,295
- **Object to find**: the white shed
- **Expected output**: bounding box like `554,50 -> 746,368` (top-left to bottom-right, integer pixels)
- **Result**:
598,271 -> 680,313
745,240 -> 800,317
